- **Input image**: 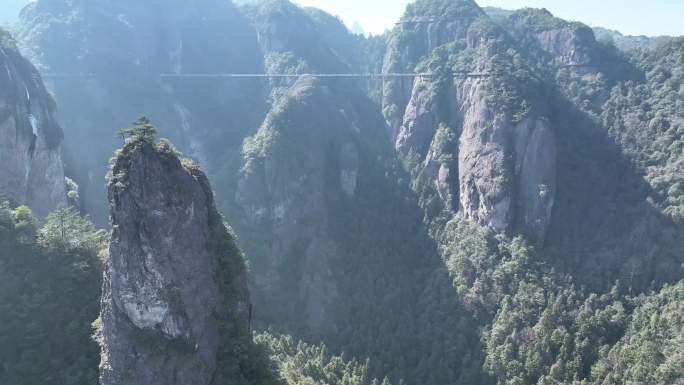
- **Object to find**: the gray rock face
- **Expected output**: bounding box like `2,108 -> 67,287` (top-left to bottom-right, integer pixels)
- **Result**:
0,35 -> 66,217
514,117 -> 556,241
535,26 -> 596,65
382,0 -> 484,137
99,140 -> 252,385
383,2 -> 558,242
502,8 -> 608,74
456,80 -> 557,238
456,78 -> 514,233
17,0 -> 266,225
395,77 -> 449,156
236,76 -> 359,332
249,0 -> 318,55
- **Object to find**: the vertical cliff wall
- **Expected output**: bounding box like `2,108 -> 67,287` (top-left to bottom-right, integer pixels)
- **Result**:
18,0 -> 267,225
0,30 -> 65,217
382,0 -> 558,242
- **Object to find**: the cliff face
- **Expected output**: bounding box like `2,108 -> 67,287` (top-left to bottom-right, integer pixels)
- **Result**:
382,0 -> 484,138
17,0 -> 377,227
0,31 -> 66,218
99,139 -> 255,385
247,1 -> 343,71
383,0 -> 682,289
456,87 -> 557,239
235,76 -> 366,331
234,75 -> 487,385
18,0 -> 267,224
383,1 -> 557,241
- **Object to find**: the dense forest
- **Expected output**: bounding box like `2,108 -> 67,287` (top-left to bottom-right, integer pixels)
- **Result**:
0,0 -> 682,384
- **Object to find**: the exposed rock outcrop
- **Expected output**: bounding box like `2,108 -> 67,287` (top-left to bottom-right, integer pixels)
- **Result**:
0,31 -> 66,217
383,0 -> 558,241
455,78 -> 557,238
382,0 -> 484,138
234,75 -> 487,385
99,138 -> 256,385
235,76 -> 364,331
502,8 -> 610,73
455,77 -> 515,233
536,26 -> 596,65
513,117 -> 556,240
17,0 -> 267,225
381,0 -> 682,291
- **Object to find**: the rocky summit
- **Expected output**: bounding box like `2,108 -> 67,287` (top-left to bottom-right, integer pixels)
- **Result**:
98,133 -> 259,385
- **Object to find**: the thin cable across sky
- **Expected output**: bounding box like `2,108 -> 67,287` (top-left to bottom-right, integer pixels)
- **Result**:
39,72 -> 506,80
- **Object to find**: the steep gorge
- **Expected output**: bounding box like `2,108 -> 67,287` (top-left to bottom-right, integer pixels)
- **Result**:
5,0 -> 683,384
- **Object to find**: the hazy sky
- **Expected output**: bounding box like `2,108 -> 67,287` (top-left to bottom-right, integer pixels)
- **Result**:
2,0 -> 683,37
294,0 -> 684,36
0,0 -> 27,25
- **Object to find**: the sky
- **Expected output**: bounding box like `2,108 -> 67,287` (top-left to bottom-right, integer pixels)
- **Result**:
0,0 -> 27,25
294,0 -> 684,37
2,0 -> 683,37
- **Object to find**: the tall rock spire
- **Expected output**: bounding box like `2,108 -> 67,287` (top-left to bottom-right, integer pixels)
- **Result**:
98,131 -> 265,385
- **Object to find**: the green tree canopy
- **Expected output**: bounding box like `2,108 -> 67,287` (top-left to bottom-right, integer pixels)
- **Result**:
39,207 -> 106,252
118,117 -> 158,143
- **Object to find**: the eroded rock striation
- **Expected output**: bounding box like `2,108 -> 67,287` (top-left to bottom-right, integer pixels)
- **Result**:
99,138 -> 256,385
235,76 -> 368,332
381,0 -> 682,289
0,30 -> 65,217
383,0 -> 557,241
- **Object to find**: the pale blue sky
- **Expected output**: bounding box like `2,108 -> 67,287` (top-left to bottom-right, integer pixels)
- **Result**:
0,0 -> 27,26
2,0 -> 683,37
294,0 -> 684,36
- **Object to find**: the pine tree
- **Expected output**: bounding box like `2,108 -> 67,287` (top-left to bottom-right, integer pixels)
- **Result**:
118,116 -> 158,143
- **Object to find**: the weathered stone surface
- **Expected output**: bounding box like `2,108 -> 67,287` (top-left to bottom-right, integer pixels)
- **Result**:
400,73 -> 558,240
535,25 -> 597,66
17,0 -> 267,225
455,86 -> 555,240
453,84 -> 558,241
514,117 -> 556,241
0,34 -> 66,217
235,77 -> 355,332
382,1 -> 559,241
99,140 -> 252,385
396,77 -> 446,156
382,0 -> 483,137
456,78 -> 514,233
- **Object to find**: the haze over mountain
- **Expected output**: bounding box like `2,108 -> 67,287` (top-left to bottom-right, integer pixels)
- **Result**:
0,1 -> 682,384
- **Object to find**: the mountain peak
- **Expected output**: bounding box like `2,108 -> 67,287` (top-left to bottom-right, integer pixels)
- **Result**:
101,131 -> 270,385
